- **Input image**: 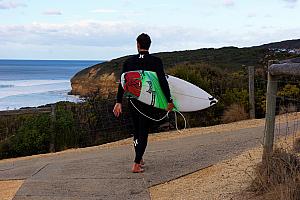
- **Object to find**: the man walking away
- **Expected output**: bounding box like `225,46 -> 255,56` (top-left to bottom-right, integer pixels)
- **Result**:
113,33 -> 174,173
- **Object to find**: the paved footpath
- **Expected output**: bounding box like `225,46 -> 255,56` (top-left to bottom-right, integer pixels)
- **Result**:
0,124 -> 278,200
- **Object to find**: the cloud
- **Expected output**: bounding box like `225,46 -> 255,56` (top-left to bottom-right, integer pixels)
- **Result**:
282,0 -> 298,8
0,21 -> 235,59
247,12 -> 257,18
283,0 -> 297,2
0,21 -> 227,56
0,0 -> 26,9
43,9 -> 62,15
91,9 -> 117,13
1,20 -> 300,59
0,21 -> 140,47
223,0 -> 235,7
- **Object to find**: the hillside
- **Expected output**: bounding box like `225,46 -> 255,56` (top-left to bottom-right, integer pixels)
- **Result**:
70,47 -> 268,97
70,39 -> 300,97
258,38 -> 300,49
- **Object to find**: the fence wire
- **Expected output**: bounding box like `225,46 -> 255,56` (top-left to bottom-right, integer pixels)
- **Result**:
263,75 -> 300,148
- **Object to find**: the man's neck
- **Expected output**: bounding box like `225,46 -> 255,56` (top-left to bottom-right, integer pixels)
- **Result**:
138,49 -> 149,53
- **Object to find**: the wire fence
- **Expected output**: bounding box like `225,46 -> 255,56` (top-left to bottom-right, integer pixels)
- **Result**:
273,77 -> 300,145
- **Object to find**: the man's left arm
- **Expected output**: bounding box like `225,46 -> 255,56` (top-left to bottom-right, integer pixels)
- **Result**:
156,59 -> 174,111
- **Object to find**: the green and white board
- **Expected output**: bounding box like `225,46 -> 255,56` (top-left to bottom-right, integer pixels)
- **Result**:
121,70 -> 217,112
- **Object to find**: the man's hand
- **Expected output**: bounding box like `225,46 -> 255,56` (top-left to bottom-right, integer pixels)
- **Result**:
113,103 -> 122,117
167,102 -> 174,111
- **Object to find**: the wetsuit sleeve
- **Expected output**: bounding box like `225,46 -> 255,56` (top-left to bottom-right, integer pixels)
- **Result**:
116,60 -> 128,103
156,59 -> 172,103
116,83 -> 124,103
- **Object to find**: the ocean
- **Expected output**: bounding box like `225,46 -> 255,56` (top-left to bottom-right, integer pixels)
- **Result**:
0,60 -> 101,111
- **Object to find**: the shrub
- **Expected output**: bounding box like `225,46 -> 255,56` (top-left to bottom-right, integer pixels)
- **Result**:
279,103 -> 297,115
221,103 -> 249,123
294,138 -> 300,153
223,88 -> 249,109
11,114 -> 51,156
251,148 -> 300,200
53,105 -> 80,151
277,84 -> 300,99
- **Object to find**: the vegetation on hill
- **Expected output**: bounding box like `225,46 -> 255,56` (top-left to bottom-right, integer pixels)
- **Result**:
71,47 -> 269,85
71,38 -> 300,88
258,38 -> 300,50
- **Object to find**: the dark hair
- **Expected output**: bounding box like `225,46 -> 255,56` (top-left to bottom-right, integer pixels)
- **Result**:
136,33 -> 151,50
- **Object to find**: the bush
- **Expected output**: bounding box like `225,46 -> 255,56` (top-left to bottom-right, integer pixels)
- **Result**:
221,103 -> 249,123
251,148 -> 300,200
11,114 -> 51,156
223,88 -> 249,109
294,138 -> 300,153
54,105 -> 80,151
167,63 -> 212,92
278,84 -> 300,99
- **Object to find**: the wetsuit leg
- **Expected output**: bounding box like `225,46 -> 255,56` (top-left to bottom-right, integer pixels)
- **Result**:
129,99 -> 151,164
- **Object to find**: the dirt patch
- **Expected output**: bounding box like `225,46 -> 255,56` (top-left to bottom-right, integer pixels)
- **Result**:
0,180 -> 24,200
149,132 -> 300,200
150,145 -> 262,200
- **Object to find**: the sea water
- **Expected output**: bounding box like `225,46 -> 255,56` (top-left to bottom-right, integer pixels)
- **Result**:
0,60 -> 101,111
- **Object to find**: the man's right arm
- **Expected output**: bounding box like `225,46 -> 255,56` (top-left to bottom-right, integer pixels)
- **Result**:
114,60 -> 128,117
116,83 -> 124,103
116,59 -> 129,103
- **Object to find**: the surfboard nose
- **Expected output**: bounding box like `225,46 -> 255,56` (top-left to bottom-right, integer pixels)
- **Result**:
209,97 -> 218,106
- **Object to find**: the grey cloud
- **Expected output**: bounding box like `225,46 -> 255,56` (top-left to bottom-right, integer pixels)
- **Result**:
91,9 -> 117,13
282,0 -> 298,8
223,0 -> 235,7
43,10 -> 62,15
0,0 -> 26,9
0,21 -> 299,56
283,0 -> 297,2
0,21 -> 140,47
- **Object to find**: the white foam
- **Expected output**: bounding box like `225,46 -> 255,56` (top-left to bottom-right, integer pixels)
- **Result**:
0,90 -> 82,111
0,79 -> 70,87
0,80 -> 71,99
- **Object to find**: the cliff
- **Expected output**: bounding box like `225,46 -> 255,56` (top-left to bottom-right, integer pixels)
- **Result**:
70,56 -> 129,97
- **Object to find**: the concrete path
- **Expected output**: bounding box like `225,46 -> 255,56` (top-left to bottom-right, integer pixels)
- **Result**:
0,121 -> 292,200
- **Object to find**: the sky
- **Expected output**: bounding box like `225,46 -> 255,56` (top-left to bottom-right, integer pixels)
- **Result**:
0,0 -> 300,60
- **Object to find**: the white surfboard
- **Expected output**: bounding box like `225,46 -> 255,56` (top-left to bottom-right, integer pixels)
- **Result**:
121,70 -> 217,112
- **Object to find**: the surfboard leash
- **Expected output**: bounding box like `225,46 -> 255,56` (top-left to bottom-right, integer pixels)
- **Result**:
129,99 -> 187,132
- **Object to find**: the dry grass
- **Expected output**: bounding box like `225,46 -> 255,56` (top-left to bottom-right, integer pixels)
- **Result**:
279,104 -> 297,115
294,138 -> 300,153
222,104 -> 249,123
250,142 -> 300,200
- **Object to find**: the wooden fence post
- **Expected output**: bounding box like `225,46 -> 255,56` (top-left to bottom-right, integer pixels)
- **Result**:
50,104 -> 56,153
263,61 -> 278,159
248,66 -> 255,119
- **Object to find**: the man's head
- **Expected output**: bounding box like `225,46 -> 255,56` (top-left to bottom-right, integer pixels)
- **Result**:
136,33 -> 151,51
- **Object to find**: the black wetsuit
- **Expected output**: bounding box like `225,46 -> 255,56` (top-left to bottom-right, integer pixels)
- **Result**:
116,51 -> 172,164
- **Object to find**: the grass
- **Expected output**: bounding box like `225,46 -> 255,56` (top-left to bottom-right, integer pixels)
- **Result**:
250,143 -> 300,200
221,103 -> 249,124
